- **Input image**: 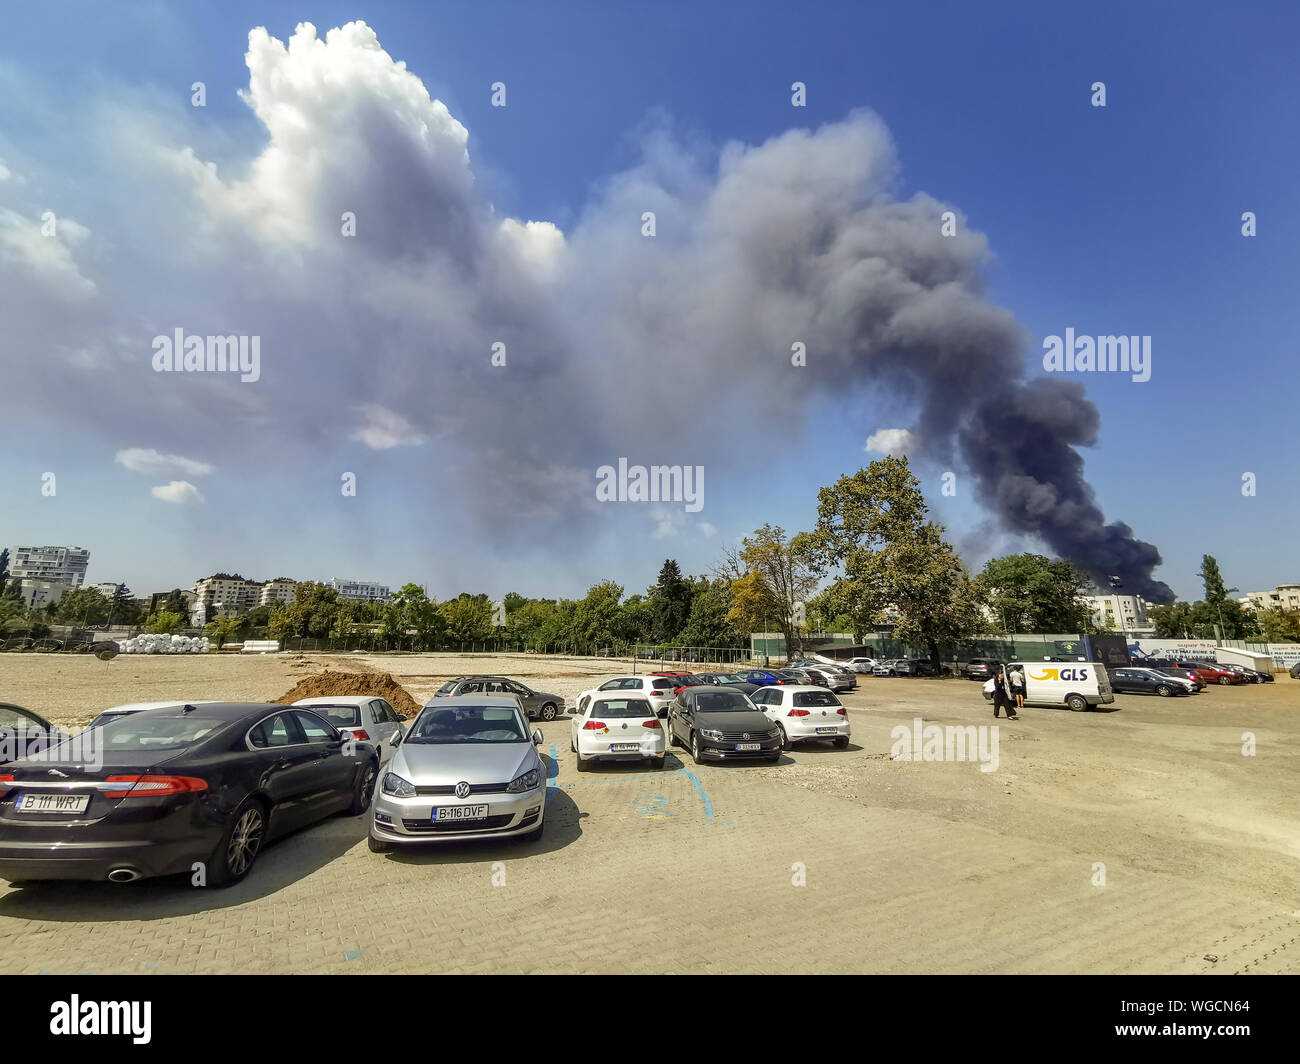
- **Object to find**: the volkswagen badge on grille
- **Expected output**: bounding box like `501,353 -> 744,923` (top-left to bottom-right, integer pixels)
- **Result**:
454,781 -> 471,798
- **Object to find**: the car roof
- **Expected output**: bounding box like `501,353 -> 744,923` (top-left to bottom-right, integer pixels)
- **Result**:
101,700 -> 220,713
419,694 -> 523,709
769,684 -> 832,694
292,696 -> 378,707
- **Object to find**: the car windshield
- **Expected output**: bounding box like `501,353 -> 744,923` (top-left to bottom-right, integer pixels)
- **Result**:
715,674 -> 742,683
591,698 -> 654,718
692,690 -> 754,712
408,705 -> 526,744
98,715 -> 228,750
301,704 -> 362,727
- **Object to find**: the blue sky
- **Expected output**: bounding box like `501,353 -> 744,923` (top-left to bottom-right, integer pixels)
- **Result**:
1,1 -> 1297,603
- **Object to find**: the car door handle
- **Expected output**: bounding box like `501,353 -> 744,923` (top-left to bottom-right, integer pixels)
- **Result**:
276,758 -> 291,769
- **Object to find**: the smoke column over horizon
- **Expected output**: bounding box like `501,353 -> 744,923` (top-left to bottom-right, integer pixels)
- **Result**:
1,20 -> 1173,600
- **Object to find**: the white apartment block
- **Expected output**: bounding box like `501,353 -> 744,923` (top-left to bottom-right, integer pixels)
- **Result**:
91,581 -> 123,599
15,578 -> 72,609
191,575 -> 261,619
1085,592 -> 1155,634
258,578 -> 298,608
1240,583 -> 1300,612
8,545 -> 90,587
327,578 -> 390,602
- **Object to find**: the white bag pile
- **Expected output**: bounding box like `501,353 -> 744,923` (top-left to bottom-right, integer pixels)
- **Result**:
119,634 -> 211,655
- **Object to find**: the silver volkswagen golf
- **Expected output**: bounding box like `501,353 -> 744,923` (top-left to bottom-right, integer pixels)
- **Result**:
368,695 -> 547,851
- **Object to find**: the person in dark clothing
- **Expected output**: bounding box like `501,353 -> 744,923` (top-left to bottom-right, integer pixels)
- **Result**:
991,669 -> 1019,720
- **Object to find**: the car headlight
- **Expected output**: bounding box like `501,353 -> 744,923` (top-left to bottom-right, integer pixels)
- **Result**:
767,728 -> 780,740
701,728 -> 723,740
382,772 -> 415,798
507,768 -> 541,793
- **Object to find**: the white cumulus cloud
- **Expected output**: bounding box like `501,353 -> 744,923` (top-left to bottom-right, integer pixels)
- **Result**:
115,447 -> 214,477
350,404 -> 427,450
865,428 -> 917,456
151,480 -> 204,504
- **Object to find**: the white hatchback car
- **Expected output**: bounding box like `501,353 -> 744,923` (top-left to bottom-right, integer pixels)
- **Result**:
84,700 -> 220,730
570,691 -> 666,770
750,685 -> 851,749
292,695 -> 407,764
577,675 -> 680,719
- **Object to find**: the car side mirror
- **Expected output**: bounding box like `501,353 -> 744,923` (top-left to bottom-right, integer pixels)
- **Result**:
391,733 -> 402,746
567,706 -> 578,714
532,729 -> 543,745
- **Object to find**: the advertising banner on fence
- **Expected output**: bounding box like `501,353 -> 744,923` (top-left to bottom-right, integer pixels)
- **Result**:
1268,644 -> 1300,668
1126,638 -> 1219,662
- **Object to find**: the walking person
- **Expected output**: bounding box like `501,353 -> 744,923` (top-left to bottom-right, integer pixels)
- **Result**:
1009,666 -> 1026,711
989,667 -> 1019,720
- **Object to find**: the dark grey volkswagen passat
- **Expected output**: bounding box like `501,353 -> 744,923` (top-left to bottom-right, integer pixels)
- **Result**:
667,687 -> 782,764
0,703 -> 378,887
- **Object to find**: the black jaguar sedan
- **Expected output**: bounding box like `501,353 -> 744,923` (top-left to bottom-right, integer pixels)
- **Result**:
0,702 -> 378,887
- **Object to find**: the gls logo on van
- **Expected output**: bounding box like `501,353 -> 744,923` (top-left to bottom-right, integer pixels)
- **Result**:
1031,667 -> 1090,682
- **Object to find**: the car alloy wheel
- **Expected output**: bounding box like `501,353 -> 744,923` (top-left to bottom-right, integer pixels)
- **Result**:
350,761 -> 378,815
1219,676 -> 1232,686
1156,685 -> 1171,697
541,703 -> 558,721
1067,695 -> 1087,712
691,732 -> 704,765
226,806 -> 264,878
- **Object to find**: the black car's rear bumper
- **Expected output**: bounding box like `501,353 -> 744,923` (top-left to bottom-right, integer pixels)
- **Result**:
0,834 -> 216,881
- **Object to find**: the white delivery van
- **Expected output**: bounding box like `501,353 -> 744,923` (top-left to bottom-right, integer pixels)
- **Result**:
1003,661 -> 1114,712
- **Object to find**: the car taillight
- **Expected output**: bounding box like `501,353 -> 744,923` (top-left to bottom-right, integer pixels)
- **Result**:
0,774 -> 13,797
836,707 -> 847,715
103,775 -> 209,799
788,709 -> 810,716
641,719 -> 662,729
350,729 -> 371,741
583,720 -> 606,730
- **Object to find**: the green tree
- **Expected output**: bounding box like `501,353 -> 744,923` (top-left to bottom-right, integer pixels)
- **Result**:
56,588 -> 112,626
439,592 -> 492,645
803,456 -> 984,667
725,526 -> 818,655
206,614 -> 245,648
570,581 -> 624,649
647,560 -> 693,643
390,584 -> 445,647
977,554 -> 1093,633
678,577 -> 742,648
1256,607 -> 1300,643
144,610 -> 184,634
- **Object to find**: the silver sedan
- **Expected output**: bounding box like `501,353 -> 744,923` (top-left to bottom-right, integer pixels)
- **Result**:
368,695 -> 547,850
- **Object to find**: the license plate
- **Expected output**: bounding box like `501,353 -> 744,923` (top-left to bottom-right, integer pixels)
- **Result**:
15,792 -> 90,815
816,727 -> 837,735
735,742 -> 761,751
610,743 -> 640,752
432,804 -> 489,822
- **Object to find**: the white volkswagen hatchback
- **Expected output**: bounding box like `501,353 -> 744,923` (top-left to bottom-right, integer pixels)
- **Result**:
570,691 -> 666,770
292,695 -> 406,764
576,675 -> 680,719
750,685 -> 851,749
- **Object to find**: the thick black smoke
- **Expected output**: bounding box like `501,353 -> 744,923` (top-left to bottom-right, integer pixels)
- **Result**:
1,22 -> 1175,600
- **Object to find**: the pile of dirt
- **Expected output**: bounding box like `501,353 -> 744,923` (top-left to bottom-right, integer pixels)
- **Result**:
274,669 -> 422,716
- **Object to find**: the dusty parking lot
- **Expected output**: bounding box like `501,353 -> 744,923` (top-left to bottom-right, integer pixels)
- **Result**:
0,651 -> 1297,974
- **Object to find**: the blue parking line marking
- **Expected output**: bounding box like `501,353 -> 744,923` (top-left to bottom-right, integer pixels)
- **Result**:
682,770 -> 715,821
344,950 -> 363,962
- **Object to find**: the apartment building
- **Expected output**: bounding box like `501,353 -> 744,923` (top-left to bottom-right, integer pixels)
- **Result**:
258,578 -> 298,608
327,578 -> 390,603
7,545 -> 90,587
15,578 -> 72,610
1084,592 -> 1155,634
1240,583 -> 1300,612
